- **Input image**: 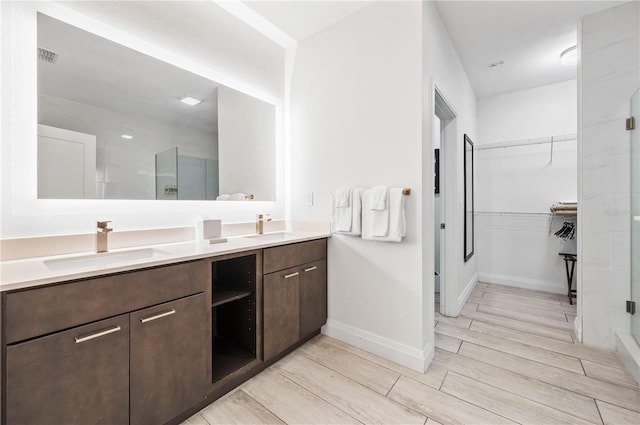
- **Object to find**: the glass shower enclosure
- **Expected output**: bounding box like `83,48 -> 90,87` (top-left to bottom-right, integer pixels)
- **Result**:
631,88 -> 639,345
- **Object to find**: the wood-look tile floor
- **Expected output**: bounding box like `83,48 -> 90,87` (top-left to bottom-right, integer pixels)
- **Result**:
183,283 -> 640,425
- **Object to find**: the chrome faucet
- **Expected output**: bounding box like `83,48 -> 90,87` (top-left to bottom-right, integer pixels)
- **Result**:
96,221 -> 112,253
256,214 -> 271,235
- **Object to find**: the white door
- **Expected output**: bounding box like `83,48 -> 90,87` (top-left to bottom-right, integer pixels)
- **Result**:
38,124 -> 96,199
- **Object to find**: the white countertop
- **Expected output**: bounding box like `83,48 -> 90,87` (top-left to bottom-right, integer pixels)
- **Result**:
0,231 -> 330,292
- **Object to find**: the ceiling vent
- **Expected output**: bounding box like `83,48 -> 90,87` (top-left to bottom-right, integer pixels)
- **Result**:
38,47 -> 58,64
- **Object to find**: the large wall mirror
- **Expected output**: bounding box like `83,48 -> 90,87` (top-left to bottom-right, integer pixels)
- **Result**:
37,13 -> 276,201
464,134 -> 474,262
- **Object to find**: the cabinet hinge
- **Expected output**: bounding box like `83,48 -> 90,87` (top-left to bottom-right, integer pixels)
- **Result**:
440,223 -> 446,230
626,117 -> 636,131
627,300 -> 636,315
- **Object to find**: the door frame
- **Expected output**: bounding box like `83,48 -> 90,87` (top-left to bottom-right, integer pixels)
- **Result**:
434,87 -> 457,317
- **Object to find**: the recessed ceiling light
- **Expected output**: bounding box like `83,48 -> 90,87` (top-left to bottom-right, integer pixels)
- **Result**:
180,96 -> 203,106
121,134 -> 133,140
560,45 -> 577,66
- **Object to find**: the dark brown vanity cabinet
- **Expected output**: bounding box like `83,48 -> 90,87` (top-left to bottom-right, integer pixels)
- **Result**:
299,259 -> 328,338
263,239 -> 327,361
130,293 -> 208,425
2,260 -> 208,425
263,266 -> 300,360
209,251 -> 261,383
6,314 -> 130,425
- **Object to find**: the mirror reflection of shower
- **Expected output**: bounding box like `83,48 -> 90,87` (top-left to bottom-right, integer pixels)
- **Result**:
155,148 -> 219,200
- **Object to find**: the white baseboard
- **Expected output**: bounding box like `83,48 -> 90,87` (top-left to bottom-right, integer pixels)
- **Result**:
478,272 -> 565,295
322,319 -> 433,372
573,316 -> 582,343
456,272 -> 479,315
616,331 -> 640,385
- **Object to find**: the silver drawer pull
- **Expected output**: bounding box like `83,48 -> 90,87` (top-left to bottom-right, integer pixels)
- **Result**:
140,309 -> 176,323
283,272 -> 299,279
304,266 -> 318,273
75,325 -> 121,344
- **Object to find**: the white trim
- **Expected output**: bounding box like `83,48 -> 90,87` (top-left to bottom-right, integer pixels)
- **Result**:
573,316 -> 582,343
455,271 -> 478,315
478,272 -> 566,295
213,1 -> 297,48
322,319 -> 432,373
616,331 -> 640,385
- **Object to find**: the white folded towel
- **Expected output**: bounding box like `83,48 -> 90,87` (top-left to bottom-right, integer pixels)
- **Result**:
216,193 -> 248,201
368,186 -> 388,210
334,187 -> 351,208
362,187 -> 405,242
362,186 -> 389,237
229,192 -> 248,200
332,188 -> 363,236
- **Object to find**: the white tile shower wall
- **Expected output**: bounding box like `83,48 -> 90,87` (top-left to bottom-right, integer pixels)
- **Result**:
476,80 -> 578,293
580,1 -> 639,348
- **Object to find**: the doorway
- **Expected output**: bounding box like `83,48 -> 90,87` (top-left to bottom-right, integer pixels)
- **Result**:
434,88 -> 456,316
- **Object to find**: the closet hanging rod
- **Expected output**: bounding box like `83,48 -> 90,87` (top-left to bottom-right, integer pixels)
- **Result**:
475,211 -> 552,217
476,134 -> 576,151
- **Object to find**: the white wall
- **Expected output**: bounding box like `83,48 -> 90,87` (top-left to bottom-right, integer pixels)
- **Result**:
289,1 -> 477,371
476,80 -> 578,293
579,1 -> 639,348
423,1 -> 478,323
218,86 -> 276,201
1,1 -> 285,239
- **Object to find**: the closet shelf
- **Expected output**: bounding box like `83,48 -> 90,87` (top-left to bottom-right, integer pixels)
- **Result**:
476,134 -> 576,151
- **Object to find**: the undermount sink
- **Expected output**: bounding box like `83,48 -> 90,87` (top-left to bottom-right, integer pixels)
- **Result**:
43,248 -> 169,271
243,232 -> 290,242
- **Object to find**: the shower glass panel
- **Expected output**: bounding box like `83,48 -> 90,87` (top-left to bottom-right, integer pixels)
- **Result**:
631,88 -> 640,345
155,148 -> 178,200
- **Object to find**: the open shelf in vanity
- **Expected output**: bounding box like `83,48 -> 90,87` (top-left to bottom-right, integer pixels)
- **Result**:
210,252 -> 260,384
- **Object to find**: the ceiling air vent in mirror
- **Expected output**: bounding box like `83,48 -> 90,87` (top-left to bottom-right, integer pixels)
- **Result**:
38,47 -> 58,64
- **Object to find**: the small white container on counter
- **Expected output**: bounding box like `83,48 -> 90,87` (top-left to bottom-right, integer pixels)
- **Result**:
196,219 -> 227,244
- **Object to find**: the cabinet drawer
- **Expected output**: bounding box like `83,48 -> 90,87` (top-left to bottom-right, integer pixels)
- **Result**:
5,260 -> 206,344
263,239 -> 327,274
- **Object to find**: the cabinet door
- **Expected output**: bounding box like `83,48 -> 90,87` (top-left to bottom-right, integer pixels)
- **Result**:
299,259 -> 328,338
263,266 -> 300,360
6,315 -> 129,425
130,293 -> 209,425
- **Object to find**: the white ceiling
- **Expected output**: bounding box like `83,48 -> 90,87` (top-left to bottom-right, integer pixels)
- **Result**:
244,1 -> 373,42
38,13 -> 221,133
242,0 -> 626,99
40,0 -> 629,120
434,0 -> 626,98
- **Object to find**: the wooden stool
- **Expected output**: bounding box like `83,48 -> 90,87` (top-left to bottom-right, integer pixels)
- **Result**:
559,253 -> 577,305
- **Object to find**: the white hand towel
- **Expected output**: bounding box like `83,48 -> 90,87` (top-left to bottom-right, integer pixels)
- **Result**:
362,188 -> 405,242
216,194 -> 230,200
332,188 -> 353,232
333,188 -> 363,236
362,187 -> 390,238
350,188 -> 363,236
334,187 -> 351,208
369,186 -> 388,210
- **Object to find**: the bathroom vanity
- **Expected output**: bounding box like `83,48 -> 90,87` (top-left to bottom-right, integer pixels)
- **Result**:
0,234 -> 328,425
